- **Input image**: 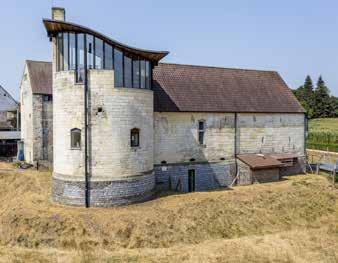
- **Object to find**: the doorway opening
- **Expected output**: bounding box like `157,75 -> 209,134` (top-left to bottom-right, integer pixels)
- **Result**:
188,169 -> 195,192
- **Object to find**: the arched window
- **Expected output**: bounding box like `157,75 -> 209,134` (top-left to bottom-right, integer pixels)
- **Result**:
71,128 -> 81,149
130,128 -> 140,147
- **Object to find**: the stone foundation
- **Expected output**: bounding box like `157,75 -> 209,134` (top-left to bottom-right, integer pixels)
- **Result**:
52,171 -> 155,207
154,161 -> 235,192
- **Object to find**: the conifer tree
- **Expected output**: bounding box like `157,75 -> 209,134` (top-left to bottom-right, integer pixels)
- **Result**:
313,76 -> 333,118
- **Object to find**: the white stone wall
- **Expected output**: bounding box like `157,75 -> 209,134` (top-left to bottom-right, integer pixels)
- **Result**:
53,70 -> 85,178
53,70 -> 154,181
154,112 -> 305,165
237,113 -> 305,155
154,112 -> 235,164
20,66 -> 34,163
89,70 -> 154,180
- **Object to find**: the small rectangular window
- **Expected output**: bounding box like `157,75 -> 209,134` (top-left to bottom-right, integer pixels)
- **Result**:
104,43 -> 113,69
94,38 -> 104,69
114,49 -> 123,87
131,128 -> 140,147
71,128 -> 81,149
198,121 -> 205,145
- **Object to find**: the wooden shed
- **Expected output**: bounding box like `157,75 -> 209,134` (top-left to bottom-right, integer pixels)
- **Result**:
237,154 -> 283,185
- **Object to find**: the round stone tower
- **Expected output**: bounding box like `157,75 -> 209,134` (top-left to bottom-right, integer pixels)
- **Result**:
45,8 -> 168,206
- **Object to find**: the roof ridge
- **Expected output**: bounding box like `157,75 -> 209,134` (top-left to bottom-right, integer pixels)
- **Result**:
158,62 -> 278,73
26,60 -> 51,64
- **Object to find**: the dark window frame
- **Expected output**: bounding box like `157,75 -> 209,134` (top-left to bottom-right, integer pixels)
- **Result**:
130,128 -> 140,147
198,120 -> 206,145
57,33 -> 152,89
70,128 -> 81,149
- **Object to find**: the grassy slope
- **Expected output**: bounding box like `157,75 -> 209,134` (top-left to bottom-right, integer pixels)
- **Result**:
0,166 -> 337,262
308,118 -> 338,133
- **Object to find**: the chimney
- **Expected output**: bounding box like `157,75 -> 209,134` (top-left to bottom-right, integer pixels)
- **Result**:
52,7 -> 65,21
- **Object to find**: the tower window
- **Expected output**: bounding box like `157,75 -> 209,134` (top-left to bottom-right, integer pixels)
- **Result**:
71,128 -> 81,149
130,128 -> 140,147
198,120 -> 205,145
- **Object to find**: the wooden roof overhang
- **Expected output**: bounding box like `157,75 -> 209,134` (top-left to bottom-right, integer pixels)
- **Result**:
237,154 -> 283,170
43,19 -> 169,62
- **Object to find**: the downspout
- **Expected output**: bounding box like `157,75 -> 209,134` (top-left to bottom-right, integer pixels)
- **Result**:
234,113 -> 238,176
304,113 -> 308,157
84,34 -> 90,208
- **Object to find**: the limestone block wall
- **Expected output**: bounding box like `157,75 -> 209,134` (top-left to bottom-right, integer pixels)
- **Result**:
32,95 -> 42,161
237,113 -> 305,155
52,69 -> 155,206
154,112 -> 235,164
53,70 -> 85,179
88,70 -> 154,180
20,66 -> 34,163
32,95 -> 53,163
43,97 -> 53,162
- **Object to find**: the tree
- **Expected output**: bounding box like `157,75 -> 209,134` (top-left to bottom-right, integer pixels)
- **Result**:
313,76 -> 334,118
293,75 -> 315,118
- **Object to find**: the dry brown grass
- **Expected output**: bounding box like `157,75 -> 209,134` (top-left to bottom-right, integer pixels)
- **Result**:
0,165 -> 337,262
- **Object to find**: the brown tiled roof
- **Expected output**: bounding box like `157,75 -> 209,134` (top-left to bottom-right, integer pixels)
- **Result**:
237,154 -> 282,170
26,60 -> 52,95
153,63 -> 305,113
270,153 -> 299,160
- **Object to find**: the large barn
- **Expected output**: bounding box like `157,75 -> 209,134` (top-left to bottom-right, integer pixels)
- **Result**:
21,7 -> 306,207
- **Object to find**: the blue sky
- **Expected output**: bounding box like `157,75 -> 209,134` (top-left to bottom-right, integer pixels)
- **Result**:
1,0 -> 338,100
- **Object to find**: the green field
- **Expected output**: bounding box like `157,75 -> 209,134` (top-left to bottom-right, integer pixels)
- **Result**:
308,118 -> 338,152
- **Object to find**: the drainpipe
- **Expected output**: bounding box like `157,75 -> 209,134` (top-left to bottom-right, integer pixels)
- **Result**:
304,113 -> 307,157
83,34 -> 90,208
234,113 -> 238,176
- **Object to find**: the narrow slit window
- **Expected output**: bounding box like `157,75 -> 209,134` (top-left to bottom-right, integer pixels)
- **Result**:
130,128 -> 140,147
71,128 -> 81,149
198,120 -> 205,145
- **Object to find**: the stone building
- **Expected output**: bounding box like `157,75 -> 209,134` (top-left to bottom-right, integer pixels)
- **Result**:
0,85 -> 20,157
27,7 -> 306,206
20,60 -> 53,165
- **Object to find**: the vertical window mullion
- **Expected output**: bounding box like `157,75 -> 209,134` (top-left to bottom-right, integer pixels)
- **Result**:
112,47 -> 114,70
67,33 -> 70,70
93,36 -> 96,69
103,41 -> 105,69
75,33 -> 78,81
138,59 -> 141,88
122,52 -> 125,87
131,58 -> 133,88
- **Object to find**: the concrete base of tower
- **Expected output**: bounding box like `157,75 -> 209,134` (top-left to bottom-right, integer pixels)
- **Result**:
51,171 -> 155,207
